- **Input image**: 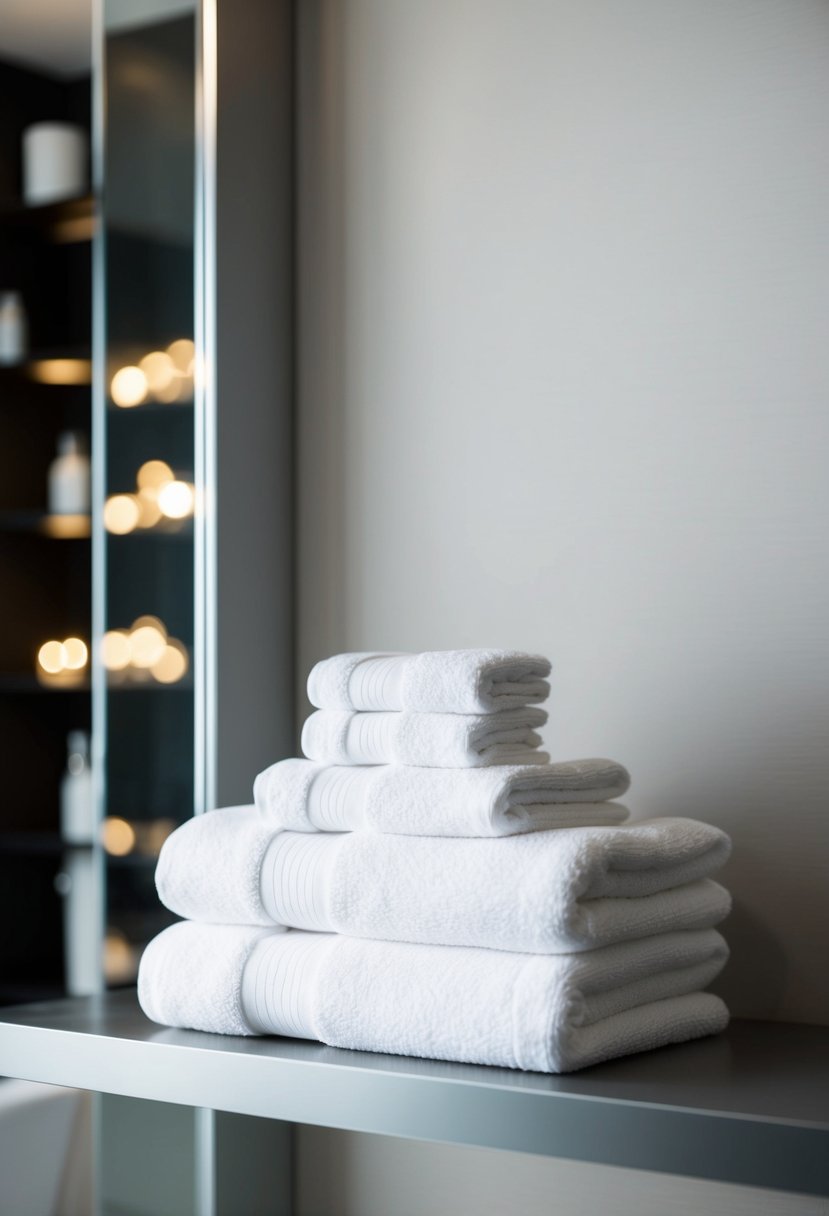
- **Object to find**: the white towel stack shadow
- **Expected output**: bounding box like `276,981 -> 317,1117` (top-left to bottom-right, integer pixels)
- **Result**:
138,649 -> 732,1073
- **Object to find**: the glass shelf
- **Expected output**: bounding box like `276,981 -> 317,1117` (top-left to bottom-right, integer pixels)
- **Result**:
0,511 -> 91,539
0,675 -> 91,695
0,675 -> 190,694
0,350 -> 92,375
0,195 -> 95,244
0,832 -> 67,856
107,400 -> 193,414
104,522 -> 193,541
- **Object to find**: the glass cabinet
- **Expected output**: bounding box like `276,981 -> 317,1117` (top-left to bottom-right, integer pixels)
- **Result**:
92,0 -> 294,1006
98,0 -> 197,987
0,0 -> 294,1207
0,0 -> 292,1018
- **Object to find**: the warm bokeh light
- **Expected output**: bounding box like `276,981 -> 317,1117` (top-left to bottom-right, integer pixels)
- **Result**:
29,358 -> 92,386
141,818 -> 177,854
36,636 -> 88,683
135,488 -> 162,528
104,493 -> 141,535
151,639 -> 189,684
136,460 -> 174,490
108,463 -> 195,532
131,614 -> 166,634
153,375 -> 187,404
103,929 -> 137,984
128,617 -> 168,667
101,630 -> 131,671
42,514 -> 90,539
139,350 -> 177,394
158,479 -> 194,520
167,338 -> 195,371
103,617 -> 188,684
53,214 -> 97,243
110,365 -> 147,407
63,637 -> 88,670
108,343 -> 195,408
101,817 -> 136,856
37,640 -> 66,674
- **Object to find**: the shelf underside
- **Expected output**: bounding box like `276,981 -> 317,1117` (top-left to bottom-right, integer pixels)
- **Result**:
0,991 -> 827,1196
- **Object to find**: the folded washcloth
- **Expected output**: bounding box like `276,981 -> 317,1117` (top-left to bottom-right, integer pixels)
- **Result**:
155,809 -> 732,953
307,649 -> 552,714
253,758 -> 631,837
138,921 -> 730,1073
301,707 -> 549,767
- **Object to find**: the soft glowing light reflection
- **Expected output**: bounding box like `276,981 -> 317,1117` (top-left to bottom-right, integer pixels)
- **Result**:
107,461 -> 193,533
104,617 -> 189,685
151,640 -> 188,684
42,514 -> 90,539
63,637 -> 88,670
136,488 -> 162,528
36,636 -> 89,683
128,617 -> 167,668
104,494 -> 141,535
167,338 -> 195,371
29,358 -> 92,386
110,365 -> 147,408
37,640 -> 66,675
102,817 -> 136,856
139,351 -> 176,393
103,929 -> 137,984
137,460 -> 174,490
102,630 -> 131,671
158,480 -> 194,520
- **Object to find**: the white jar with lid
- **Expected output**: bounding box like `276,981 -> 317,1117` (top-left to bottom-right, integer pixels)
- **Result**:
22,122 -> 88,205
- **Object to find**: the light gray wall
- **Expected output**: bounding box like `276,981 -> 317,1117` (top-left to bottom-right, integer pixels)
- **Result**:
296,1129 -> 829,1216
296,1 -> 829,1212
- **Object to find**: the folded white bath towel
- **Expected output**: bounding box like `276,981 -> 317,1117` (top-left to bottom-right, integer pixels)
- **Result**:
301,708 -> 549,767
156,809 -> 731,953
253,758 -> 631,836
138,922 -> 730,1073
307,649 -> 552,714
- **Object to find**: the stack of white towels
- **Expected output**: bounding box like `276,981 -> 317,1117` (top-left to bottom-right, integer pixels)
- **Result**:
138,649 -> 732,1073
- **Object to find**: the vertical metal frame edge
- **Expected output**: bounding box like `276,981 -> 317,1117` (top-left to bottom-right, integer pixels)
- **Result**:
195,0 -> 218,817
89,0 -> 106,994
91,7 -> 108,1213
213,0 -> 296,804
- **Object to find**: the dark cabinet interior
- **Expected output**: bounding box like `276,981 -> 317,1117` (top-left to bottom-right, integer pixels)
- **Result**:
0,57 -> 92,1003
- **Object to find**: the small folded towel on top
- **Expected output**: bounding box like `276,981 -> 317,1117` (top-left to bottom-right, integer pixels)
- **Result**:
301,708 -> 549,767
253,758 -> 631,837
155,808 -> 731,954
307,649 -> 552,714
138,921 -> 730,1072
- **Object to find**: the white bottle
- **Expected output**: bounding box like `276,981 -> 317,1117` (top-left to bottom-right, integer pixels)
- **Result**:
48,431 -> 91,514
0,291 -> 27,365
57,731 -> 101,996
61,730 -> 94,844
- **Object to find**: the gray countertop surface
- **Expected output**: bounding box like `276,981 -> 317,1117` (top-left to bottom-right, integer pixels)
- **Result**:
1,992 -> 827,1195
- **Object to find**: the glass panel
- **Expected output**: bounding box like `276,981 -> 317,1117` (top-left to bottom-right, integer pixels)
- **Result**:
100,0 -> 196,987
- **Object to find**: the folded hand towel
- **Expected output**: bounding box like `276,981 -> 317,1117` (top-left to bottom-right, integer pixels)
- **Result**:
301,708 -> 549,767
253,758 -> 631,836
307,649 -> 552,713
138,922 -> 730,1073
156,809 -> 731,953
